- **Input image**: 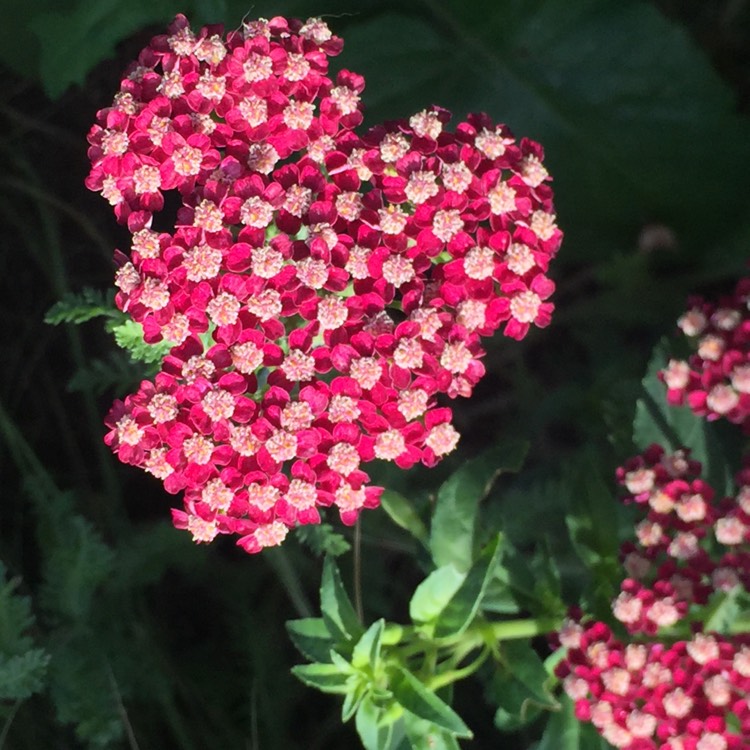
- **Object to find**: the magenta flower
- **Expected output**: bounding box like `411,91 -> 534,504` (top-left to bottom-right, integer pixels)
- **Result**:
91,14 -> 562,552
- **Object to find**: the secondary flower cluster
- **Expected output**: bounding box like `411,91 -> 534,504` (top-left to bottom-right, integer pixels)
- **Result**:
90,15 -> 562,552
556,446 -> 750,749
660,277 -> 750,429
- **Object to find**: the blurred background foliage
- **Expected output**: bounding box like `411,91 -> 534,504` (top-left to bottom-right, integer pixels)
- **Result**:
1,0 -> 749,747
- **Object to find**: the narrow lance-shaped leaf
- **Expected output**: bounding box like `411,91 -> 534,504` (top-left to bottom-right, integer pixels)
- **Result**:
320,556 -> 363,643
388,665 -> 472,739
291,661 -> 352,695
434,534 -> 503,639
355,697 -> 401,750
409,566 -> 466,625
380,490 -> 429,546
492,640 -> 559,731
286,618 -> 336,663
352,619 -> 385,671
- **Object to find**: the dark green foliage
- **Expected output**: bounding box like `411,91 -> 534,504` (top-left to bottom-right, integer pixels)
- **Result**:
3,1 -> 750,748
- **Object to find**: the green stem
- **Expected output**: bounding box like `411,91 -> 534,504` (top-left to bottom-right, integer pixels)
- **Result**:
0,698 -> 22,749
426,647 -> 490,691
354,518 -> 363,622
489,617 -> 562,641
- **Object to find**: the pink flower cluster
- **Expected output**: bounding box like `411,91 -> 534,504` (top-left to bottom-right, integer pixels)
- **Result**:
556,446 -> 750,748
660,278 -> 750,429
558,622 -> 750,750
88,15 -> 562,552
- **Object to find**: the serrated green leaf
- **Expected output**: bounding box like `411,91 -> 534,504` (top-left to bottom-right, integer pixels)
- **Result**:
431,441 -> 528,572
0,570 -> 35,656
44,288 -> 115,325
0,649 -> 50,700
295,523 -> 351,556
41,515 -> 114,621
110,319 -> 173,365
380,490 -> 429,546
286,618 -> 336,663
291,662 -> 351,694
434,535 -> 503,639
389,666 -> 472,739
320,557 -> 363,643
402,711 -> 461,750
409,566 -> 466,625
352,619 -> 385,671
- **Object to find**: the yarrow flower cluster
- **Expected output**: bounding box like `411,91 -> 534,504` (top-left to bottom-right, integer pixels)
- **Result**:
556,446 -> 750,749
88,14 -> 562,552
660,277 -> 750,429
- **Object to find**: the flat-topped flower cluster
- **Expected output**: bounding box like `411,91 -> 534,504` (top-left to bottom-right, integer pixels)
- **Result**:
661,277 -> 750,429
556,446 -> 750,749
88,14 -> 562,552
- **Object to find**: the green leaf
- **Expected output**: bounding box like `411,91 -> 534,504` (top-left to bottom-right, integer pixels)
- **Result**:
320,557 -> 363,643
286,618 -> 336,663
356,697 -> 401,750
40,514 -> 114,622
32,1 -> 182,98
703,588 -> 742,635
110,319 -> 173,365
291,662 -> 352,695
0,649 -> 50,700
389,666 -> 472,739
409,566 -> 466,625
380,490 -> 429,546
497,539 -> 566,619
563,459 -> 619,570
295,523 -> 351,556
634,338 -> 737,496
44,288 -> 115,325
539,703 -> 614,750
434,535 -> 503,639
402,711 -> 461,750
352,619 -> 385,671
491,641 -> 558,731
342,681 -> 368,723
431,441 -> 528,572
340,1 -> 750,257
535,695 -> 581,750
